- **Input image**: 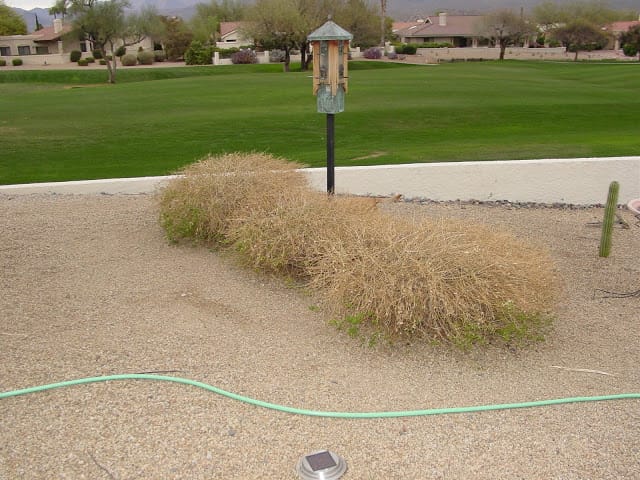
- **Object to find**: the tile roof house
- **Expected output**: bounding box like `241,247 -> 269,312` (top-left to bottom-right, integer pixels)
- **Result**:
393,13 -> 488,47
32,21 -> 72,42
603,19 -> 640,49
0,19 -> 76,58
0,18 -> 153,64
217,21 -> 253,48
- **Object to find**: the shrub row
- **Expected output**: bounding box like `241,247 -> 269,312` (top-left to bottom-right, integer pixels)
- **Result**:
184,41 -> 260,65
363,47 -> 382,59
184,40 -> 212,65
217,47 -> 241,58
117,50 -> 164,66
137,50 -> 155,65
416,41 -> 453,48
159,153 -> 556,346
623,43 -> 638,57
70,48 -> 163,66
269,49 -> 286,63
394,44 -> 417,55
231,49 -> 257,64
121,53 -> 137,66
390,42 -> 452,55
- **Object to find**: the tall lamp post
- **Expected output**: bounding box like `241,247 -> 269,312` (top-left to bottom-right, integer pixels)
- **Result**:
308,19 -> 353,194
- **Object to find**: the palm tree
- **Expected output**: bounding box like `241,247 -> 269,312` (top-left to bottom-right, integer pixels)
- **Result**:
49,0 -> 68,20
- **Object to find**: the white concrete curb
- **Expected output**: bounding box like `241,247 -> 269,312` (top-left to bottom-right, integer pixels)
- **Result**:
1,157 -> 639,205
0,175 -> 179,195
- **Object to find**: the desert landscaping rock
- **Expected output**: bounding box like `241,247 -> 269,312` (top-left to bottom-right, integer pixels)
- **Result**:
1,193 -> 639,479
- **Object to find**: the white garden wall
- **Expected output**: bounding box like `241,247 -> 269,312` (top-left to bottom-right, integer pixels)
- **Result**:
2,157 -> 639,205
415,47 -> 635,63
304,157 -> 640,205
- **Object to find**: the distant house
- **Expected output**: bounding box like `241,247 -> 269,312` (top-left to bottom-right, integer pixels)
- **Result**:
217,22 -> 253,49
0,19 -> 74,58
0,18 -> 153,64
603,19 -> 640,50
32,21 -> 74,54
393,13 -> 488,48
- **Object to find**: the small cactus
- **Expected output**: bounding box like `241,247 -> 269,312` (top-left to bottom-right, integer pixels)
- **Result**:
599,181 -> 619,258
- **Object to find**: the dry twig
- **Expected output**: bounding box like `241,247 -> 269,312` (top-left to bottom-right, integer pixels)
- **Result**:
615,214 -> 630,229
594,288 -> 640,299
550,365 -> 615,376
586,215 -> 630,229
87,450 -> 118,480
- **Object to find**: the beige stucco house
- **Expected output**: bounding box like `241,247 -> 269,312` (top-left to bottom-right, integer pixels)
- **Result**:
216,21 -> 253,49
393,13 -> 489,47
603,19 -> 640,50
0,19 -> 75,61
0,18 -> 153,65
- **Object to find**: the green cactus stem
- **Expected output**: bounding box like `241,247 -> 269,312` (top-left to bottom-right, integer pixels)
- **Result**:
599,181 -> 619,258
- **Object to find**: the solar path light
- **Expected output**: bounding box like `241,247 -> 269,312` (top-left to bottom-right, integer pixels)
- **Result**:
308,18 -> 353,194
296,450 -> 347,479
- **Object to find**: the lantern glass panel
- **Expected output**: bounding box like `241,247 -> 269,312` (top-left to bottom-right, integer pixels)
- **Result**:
319,41 -> 328,80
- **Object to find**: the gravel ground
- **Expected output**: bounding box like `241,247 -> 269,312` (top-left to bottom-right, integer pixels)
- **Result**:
1,193 -> 639,480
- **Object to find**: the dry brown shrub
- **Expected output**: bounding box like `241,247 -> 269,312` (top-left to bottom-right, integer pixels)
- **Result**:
159,152 -> 557,345
228,192 -> 380,276
308,213 -> 556,343
158,152 -> 306,244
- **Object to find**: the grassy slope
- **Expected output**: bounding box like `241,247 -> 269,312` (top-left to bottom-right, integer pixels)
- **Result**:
1,61 -> 639,185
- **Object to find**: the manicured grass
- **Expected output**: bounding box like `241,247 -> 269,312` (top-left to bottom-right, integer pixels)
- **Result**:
1,60 -> 639,184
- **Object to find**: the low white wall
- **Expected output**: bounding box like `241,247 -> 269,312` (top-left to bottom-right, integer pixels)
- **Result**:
213,51 -> 303,66
2,53 -> 68,66
304,157 -> 640,204
415,47 -> 635,63
1,157 -> 638,205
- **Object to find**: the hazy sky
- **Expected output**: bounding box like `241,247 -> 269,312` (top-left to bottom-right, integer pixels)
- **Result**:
6,0 -> 638,13
6,0 -> 53,9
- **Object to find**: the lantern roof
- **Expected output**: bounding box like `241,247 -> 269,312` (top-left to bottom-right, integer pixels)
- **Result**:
307,19 -> 353,41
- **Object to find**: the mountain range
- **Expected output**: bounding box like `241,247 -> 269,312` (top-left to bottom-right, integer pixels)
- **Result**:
12,0 -> 640,34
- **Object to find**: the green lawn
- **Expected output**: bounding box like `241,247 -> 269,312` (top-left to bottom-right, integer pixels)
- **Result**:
1,61 -> 639,185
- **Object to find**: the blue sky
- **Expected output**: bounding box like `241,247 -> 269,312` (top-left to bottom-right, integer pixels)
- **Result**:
6,0 -> 53,9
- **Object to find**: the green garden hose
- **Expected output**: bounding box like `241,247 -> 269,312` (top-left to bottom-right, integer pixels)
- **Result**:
1,373 -> 638,418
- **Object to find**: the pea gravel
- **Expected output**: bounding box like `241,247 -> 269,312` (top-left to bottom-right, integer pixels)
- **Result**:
1,193 -> 638,480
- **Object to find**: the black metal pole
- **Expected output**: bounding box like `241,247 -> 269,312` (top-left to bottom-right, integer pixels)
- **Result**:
326,113 -> 335,194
